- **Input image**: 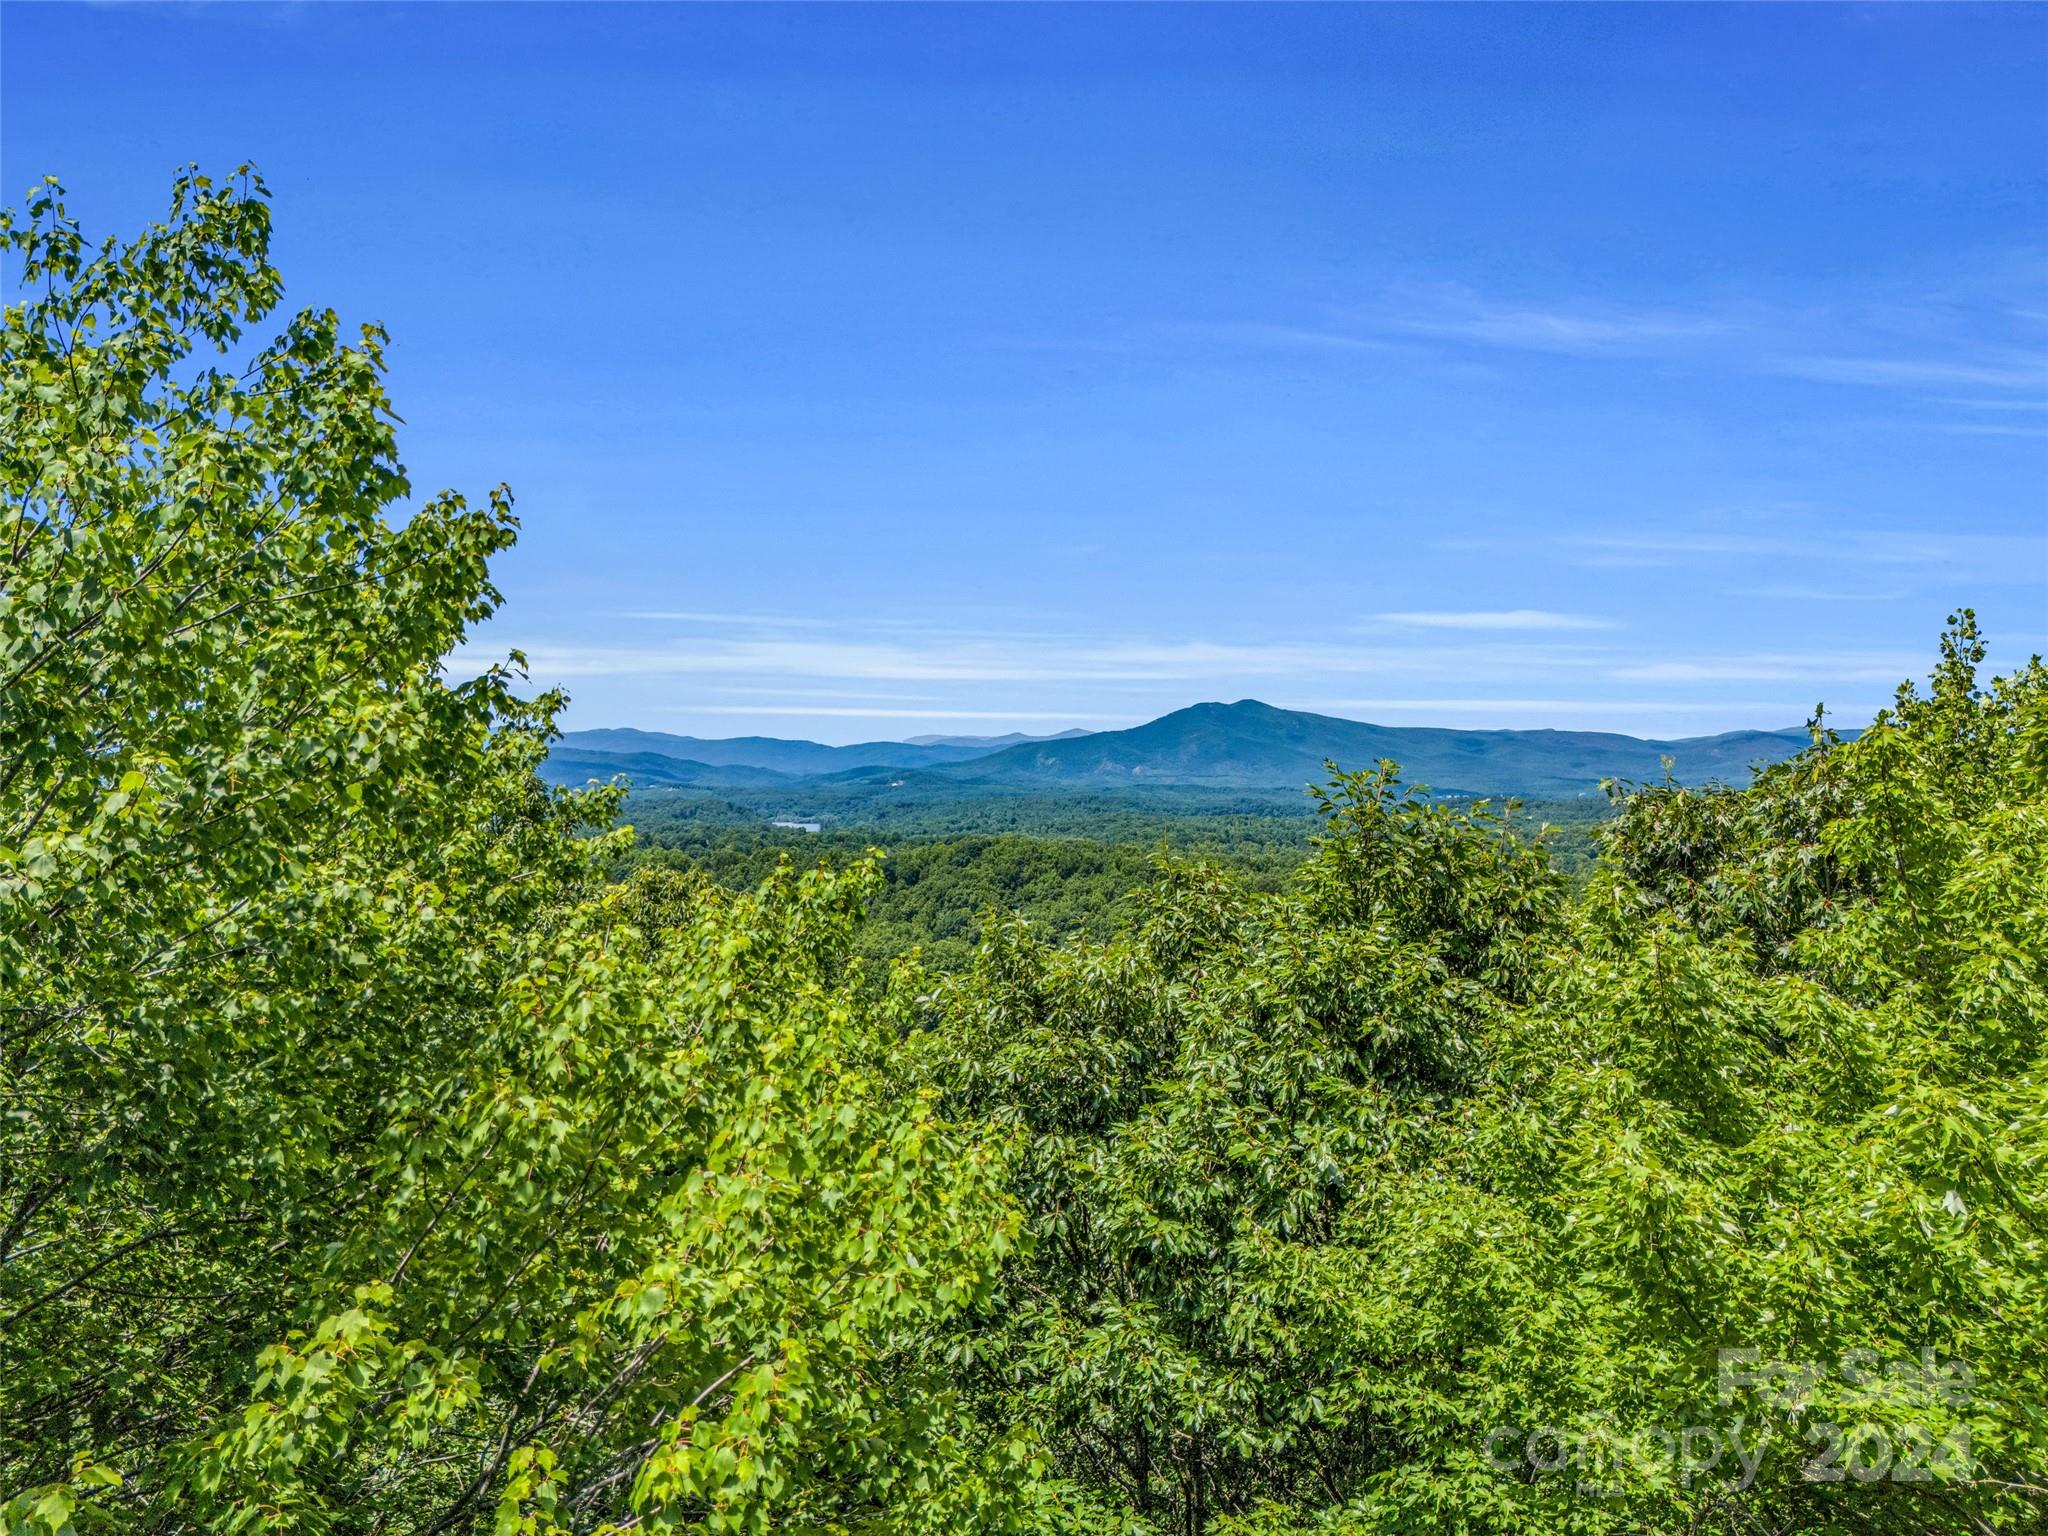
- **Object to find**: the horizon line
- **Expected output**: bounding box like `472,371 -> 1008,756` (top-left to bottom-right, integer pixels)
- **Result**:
556,694 -> 1873,748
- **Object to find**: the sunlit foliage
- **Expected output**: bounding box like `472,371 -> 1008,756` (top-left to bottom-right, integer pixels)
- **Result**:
912,616 -> 2048,1535
6,170 -> 2041,1536
1,171 -> 1052,1535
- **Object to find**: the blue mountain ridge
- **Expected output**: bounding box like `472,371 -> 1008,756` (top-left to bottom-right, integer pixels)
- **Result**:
547,701 -> 1825,799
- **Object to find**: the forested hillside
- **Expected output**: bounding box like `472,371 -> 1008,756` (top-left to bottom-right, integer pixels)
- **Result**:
5,173 -> 2043,1536
614,795 -> 1614,976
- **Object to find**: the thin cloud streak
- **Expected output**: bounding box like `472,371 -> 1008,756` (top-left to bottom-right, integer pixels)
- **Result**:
1914,421 -> 2048,440
1377,609 -> 1615,631
1942,397 -> 2048,413
686,705 -> 1129,722
1773,354 -> 2048,391
1311,697 -> 1786,716
513,636 -> 1592,685
1562,527 -> 2048,576
1377,287 -> 1732,356
621,609 -> 836,628
699,684 -> 941,703
1210,283 -> 2048,407
499,627 -> 1929,709
1612,653 -> 1925,684
1178,321 -> 1402,354
1725,584 -> 1903,603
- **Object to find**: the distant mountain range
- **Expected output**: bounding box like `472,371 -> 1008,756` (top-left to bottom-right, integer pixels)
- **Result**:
546,702 -> 1820,799
901,729 -> 1094,749
552,727 -> 979,775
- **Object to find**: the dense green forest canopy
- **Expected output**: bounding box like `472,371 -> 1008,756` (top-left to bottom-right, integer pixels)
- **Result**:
5,172 -> 2044,1536
614,793 -> 1612,976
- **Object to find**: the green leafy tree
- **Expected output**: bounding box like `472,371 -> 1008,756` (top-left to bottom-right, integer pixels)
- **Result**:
0,171 -> 1061,1533
916,623 -> 2047,1535
910,778 -> 1565,1531
9,164 -> 2041,1536
1381,611 -> 2048,1536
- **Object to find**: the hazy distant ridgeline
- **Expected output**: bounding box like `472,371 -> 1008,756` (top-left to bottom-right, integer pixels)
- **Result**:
553,726 -> 1089,776
549,699 -> 1821,800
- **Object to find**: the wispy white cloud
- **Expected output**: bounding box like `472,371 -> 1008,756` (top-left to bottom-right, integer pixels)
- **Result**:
1612,652 -> 1924,684
685,705 -> 1128,722
1564,527 -> 2048,577
519,636 -> 1397,684
1772,353 -> 2048,390
621,609 -> 835,627
1378,287 -> 1732,356
506,623 -> 1928,705
1173,321 -> 1401,354
1312,697 -> 1778,716
1209,281 -> 2048,415
1913,421 -> 2048,440
1557,531 -> 1783,570
700,684 -> 941,703
510,631 -> 1632,687
1941,396 -> 2048,413
479,607 -> 1942,743
1296,694 -> 1889,737
1377,609 -> 1615,631
1724,583 -> 1904,603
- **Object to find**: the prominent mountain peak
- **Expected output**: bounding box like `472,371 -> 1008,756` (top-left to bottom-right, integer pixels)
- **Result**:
1162,698 -> 1291,723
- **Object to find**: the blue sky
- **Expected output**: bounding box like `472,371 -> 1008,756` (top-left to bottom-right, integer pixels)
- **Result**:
5,2 -> 2044,741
